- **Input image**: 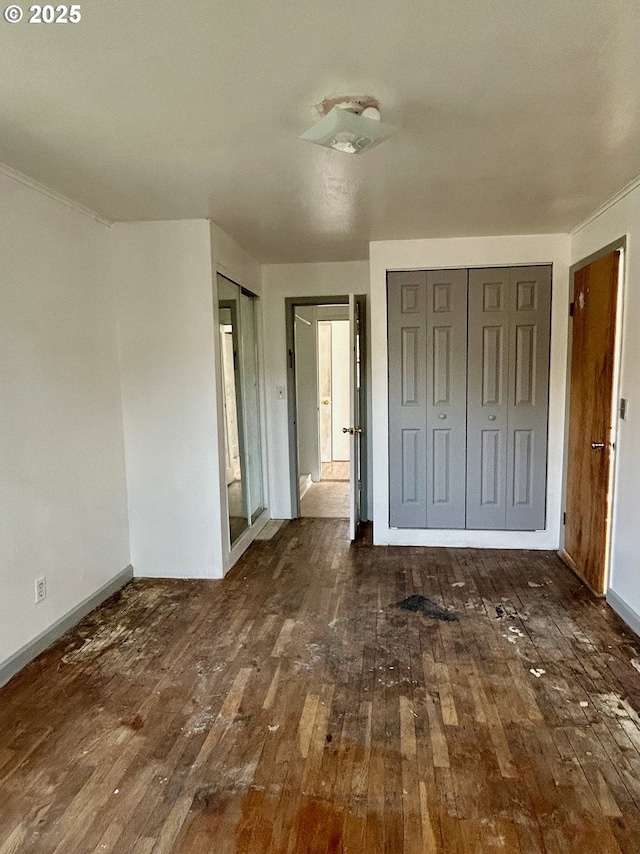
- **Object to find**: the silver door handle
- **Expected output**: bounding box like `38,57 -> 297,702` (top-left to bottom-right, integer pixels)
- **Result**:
342,427 -> 362,434
591,442 -> 608,450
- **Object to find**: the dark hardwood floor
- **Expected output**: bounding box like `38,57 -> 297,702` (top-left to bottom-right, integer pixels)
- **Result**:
1,519 -> 639,853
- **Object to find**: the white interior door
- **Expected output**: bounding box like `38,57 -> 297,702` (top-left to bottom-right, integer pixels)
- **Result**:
317,321 -> 332,463
330,321 -> 351,461
348,295 -> 361,540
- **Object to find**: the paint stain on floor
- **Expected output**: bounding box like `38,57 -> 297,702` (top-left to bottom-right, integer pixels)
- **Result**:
392,594 -> 458,622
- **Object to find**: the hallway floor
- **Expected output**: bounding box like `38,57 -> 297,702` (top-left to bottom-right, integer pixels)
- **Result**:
1,520 -> 639,853
320,461 -> 349,481
300,481 -> 349,518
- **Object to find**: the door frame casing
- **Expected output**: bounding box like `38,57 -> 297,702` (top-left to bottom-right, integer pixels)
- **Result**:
559,236 -> 627,594
285,295 -> 368,521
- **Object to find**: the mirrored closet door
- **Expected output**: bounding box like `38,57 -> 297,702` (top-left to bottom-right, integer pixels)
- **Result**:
218,274 -> 265,546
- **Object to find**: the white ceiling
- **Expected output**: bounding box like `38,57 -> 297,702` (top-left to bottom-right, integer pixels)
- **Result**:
2,0 -> 638,262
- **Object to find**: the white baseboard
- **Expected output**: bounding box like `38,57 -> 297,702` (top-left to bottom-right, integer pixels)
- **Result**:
606,589 -> 640,637
299,474 -> 312,499
0,566 -> 133,688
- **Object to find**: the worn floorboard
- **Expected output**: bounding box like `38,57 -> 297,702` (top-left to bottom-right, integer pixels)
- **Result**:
1,519 -> 639,853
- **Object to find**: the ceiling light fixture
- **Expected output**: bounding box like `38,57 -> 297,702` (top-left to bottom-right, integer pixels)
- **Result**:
299,96 -> 395,155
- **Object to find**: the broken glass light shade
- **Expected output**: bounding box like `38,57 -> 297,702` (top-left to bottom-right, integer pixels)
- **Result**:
299,105 -> 395,154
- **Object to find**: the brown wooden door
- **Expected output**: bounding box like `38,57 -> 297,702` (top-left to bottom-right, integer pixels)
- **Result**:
564,250 -> 619,594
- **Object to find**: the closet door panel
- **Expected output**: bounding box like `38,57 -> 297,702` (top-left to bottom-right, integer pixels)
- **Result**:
426,269 -> 468,528
506,266 -> 551,529
388,271 -> 428,527
466,268 -> 510,529
388,265 -> 551,533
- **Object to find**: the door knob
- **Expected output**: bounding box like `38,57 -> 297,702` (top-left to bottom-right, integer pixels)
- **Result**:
342,427 -> 362,435
590,441 -> 613,450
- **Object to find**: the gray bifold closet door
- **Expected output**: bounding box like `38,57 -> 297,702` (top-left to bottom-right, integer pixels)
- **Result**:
389,265 -> 551,531
425,269 -> 468,528
388,269 -> 468,528
388,271 -> 428,527
466,266 -> 551,530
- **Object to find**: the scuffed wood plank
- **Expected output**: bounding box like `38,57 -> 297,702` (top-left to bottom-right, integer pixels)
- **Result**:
297,694 -> 319,760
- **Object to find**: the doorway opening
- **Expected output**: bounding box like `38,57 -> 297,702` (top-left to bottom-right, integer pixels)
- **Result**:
296,306 -> 350,518
285,296 -> 367,539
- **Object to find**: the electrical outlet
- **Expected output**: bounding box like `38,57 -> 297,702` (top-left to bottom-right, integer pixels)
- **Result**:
35,576 -> 47,603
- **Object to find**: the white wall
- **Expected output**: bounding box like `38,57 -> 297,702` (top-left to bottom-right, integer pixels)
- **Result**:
0,172 -> 130,667
111,220 -> 220,578
261,261 -> 370,519
370,234 -> 571,548
570,183 -> 640,628
211,222 -> 262,298
111,219 -> 264,579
